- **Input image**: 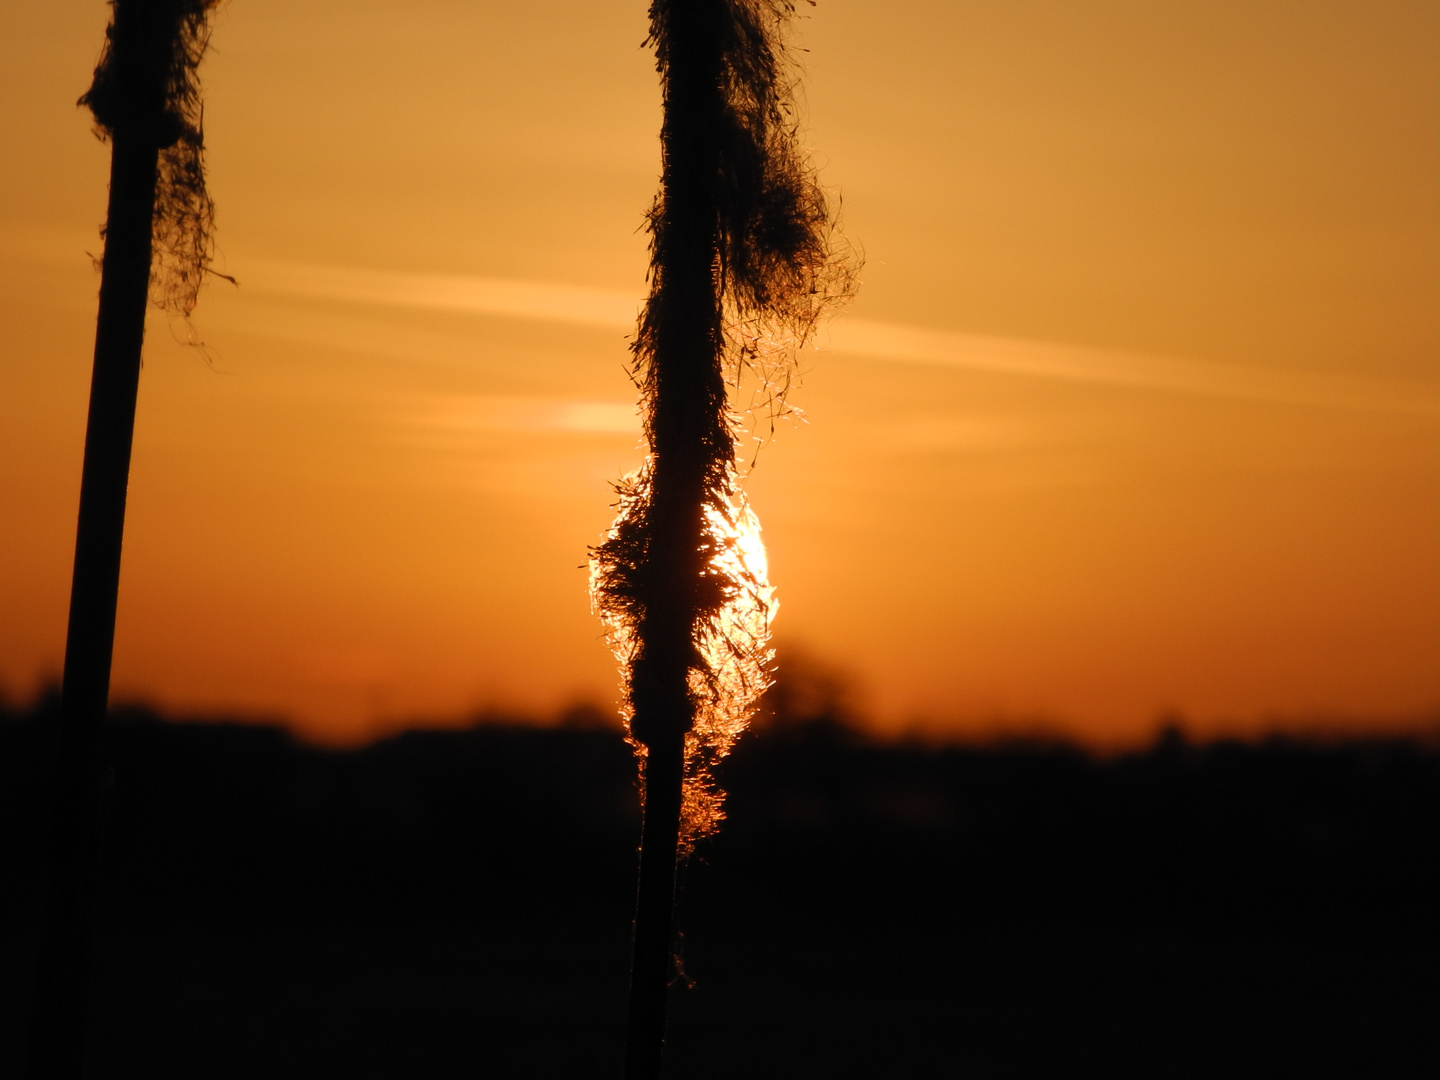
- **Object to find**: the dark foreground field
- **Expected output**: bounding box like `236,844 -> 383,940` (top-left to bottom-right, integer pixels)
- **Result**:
2,696 -> 1435,1078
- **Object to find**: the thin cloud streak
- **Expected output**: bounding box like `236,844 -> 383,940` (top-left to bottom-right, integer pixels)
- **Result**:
245,260 -> 1437,416
242,259 -> 643,330
828,320 -> 1437,417
392,394 -> 641,436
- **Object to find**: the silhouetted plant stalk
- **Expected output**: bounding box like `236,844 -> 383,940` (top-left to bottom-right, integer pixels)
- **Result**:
27,3 -> 219,1078
590,2 -> 855,1075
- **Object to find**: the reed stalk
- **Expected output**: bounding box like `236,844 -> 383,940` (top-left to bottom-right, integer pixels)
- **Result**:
592,3 -> 856,1075
27,4 -> 217,1076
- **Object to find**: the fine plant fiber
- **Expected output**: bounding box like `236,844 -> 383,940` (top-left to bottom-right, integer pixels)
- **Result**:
592,0 -> 857,844
80,0 -> 219,317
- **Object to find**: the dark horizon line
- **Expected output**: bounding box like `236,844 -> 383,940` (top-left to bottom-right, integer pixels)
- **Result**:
2,684 -> 1436,757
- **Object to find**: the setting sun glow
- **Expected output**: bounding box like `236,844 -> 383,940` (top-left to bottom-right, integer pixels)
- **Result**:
1,1 -> 1434,747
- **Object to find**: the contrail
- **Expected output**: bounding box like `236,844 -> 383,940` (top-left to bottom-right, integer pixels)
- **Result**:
827,319 -> 1438,417
392,394 -> 640,437
241,259 -> 642,330
242,259 -> 1436,417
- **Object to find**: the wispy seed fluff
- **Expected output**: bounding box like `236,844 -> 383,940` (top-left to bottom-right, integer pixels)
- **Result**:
80,0 -> 220,316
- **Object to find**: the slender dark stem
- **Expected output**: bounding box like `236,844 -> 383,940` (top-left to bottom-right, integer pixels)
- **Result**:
615,0 -> 847,1070
25,128 -> 159,1080
622,3 -> 728,1076
624,733 -> 687,1080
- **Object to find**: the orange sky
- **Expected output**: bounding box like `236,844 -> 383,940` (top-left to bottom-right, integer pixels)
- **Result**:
1,1 -> 1436,746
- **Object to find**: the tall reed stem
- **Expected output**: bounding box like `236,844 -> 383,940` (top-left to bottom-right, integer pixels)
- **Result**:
624,734 -> 687,1079
622,2 -> 727,1075
27,3 -> 211,1075
600,2 -> 852,1072
27,119 -> 159,1080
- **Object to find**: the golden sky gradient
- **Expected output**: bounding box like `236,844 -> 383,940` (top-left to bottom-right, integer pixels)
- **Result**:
1,1 -> 1435,746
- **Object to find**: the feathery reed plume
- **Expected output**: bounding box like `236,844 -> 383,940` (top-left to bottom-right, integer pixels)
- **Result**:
591,2 -> 855,1075
80,0 -> 218,315
28,4 -> 219,1078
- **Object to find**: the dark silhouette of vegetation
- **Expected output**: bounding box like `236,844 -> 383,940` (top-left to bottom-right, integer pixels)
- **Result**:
1,693 -> 1435,1077
27,4 -> 218,1078
590,3 -> 854,1073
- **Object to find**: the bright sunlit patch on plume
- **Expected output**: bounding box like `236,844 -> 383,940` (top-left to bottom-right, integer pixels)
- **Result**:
590,469 -> 777,842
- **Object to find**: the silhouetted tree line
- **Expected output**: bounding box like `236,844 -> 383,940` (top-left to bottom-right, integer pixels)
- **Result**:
2,691 -> 1434,1078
